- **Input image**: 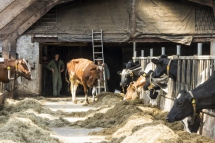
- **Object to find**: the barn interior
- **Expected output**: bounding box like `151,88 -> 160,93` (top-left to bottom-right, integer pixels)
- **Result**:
40,42 -> 210,96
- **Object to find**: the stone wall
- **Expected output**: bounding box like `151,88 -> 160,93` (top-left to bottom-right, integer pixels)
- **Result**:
16,35 -> 41,95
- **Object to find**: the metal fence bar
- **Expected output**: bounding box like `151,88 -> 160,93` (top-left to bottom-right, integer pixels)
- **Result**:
181,60 -> 186,90
186,60 -> 191,91
176,59 -> 181,96
192,59 -> 195,89
206,60 -> 210,80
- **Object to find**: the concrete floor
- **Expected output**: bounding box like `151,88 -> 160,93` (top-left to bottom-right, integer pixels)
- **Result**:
42,97 -> 109,143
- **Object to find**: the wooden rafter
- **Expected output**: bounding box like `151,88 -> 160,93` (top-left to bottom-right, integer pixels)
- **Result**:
189,0 -> 213,7
0,0 -> 74,41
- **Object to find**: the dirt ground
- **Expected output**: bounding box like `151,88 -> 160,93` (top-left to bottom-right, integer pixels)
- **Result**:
0,92 -> 214,143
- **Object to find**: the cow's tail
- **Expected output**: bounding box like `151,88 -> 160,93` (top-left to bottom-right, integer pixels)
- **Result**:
65,68 -> 69,83
65,68 -> 70,92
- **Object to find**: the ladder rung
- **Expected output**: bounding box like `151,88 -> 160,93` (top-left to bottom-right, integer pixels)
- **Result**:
96,87 -> 105,88
94,45 -> 102,47
93,39 -> 102,41
93,32 -> 102,34
94,52 -> 103,54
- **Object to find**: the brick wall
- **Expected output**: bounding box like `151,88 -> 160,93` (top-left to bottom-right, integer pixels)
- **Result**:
195,5 -> 215,34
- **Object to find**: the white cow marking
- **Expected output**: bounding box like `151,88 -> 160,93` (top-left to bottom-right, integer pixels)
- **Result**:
177,93 -> 181,99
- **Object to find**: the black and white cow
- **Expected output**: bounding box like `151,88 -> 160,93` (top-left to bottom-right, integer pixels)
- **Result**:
144,55 -> 202,133
117,68 -> 140,94
150,55 -> 178,82
167,70 -> 215,121
117,60 -> 141,93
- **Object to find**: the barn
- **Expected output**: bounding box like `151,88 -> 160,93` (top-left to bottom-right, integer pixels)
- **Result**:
1,0 -> 215,141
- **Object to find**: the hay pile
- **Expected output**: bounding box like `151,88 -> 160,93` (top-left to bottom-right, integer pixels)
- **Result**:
0,92 -> 214,143
67,92 -> 215,143
0,116 -> 60,143
0,98 -> 72,142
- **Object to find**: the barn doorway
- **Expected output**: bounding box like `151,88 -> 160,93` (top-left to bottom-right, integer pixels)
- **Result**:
41,42 -> 124,96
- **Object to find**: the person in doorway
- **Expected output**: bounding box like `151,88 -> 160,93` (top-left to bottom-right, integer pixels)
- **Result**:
46,53 -> 65,97
96,57 -> 110,92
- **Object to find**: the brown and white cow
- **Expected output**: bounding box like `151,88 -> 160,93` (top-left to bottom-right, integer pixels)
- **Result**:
124,75 -> 146,100
0,58 -> 32,83
65,58 -> 102,104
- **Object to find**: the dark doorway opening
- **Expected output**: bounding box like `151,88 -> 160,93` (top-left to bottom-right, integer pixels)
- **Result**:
41,42 -> 124,96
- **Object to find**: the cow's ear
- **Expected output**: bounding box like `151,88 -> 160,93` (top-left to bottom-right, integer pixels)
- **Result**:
151,58 -> 162,65
117,71 -> 122,75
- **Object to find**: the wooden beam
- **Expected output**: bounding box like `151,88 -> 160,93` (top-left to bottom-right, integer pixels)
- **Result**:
45,43 -> 88,46
192,37 -> 212,42
0,0 -> 37,30
33,37 -> 59,43
132,37 -> 212,43
3,0 -> 60,42
188,0 -> 213,7
133,38 -> 169,43
0,1 -> 49,41
0,0 -> 15,13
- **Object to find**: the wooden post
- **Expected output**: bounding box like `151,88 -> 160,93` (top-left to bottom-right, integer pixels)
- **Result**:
10,41 -> 17,60
210,39 -> 215,55
2,39 -> 17,59
2,39 -> 10,59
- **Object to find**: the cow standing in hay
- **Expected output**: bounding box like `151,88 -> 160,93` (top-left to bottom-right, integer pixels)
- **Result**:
65,58 -> 102,104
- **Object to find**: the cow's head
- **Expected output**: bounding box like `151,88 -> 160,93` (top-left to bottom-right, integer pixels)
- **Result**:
124,82 -> 139,100
124,75 -> 146,100
17,58 -> 32,80
151,55 -> 169,78
117,69 -> 133,87
87,66 -> 102,87
166,90 -> 193,123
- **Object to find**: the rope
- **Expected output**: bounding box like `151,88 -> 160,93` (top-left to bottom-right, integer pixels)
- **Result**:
167,59 -> 172,77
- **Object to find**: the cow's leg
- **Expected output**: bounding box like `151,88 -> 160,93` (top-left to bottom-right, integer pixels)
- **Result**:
92,86 -> 96,102
83,84 -> 89,104
70,81 -> 78,103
